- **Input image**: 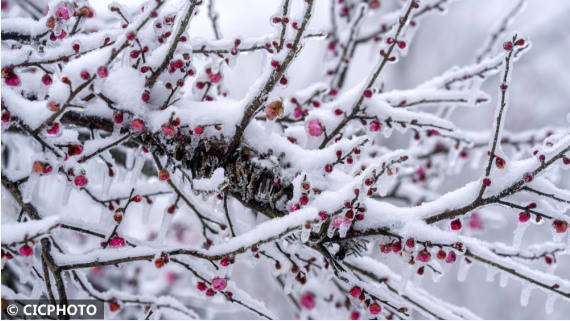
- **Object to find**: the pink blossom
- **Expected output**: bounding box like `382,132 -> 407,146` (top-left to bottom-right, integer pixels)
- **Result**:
209,73 -> 221,83
349,286 -> 361,298
4,74 -> 20,86
212,277 -> 227,291
19,244 -> 33,256
469,213 -> 483,230
131,119 -> 145,131
416,249 -> 431,262
74,175 -> 88,187
56,6 -> 70,20
97,66 -> 108,78
161,125 -> 176,136
369,303 -> 381,315
56,30 -> 67,39
293,107 -> 302,118
369,120 -> 381,132
307,119 -> 323,137
109,236 -> 125,248
300,293 -> 315,310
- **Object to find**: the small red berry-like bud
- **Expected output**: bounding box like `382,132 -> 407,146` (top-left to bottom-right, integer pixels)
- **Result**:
417,266 -> 425,275
482,178 -> 491,186
500,83 -> 508,91
97,66 -> 108,78
450,219 -> 462,230
197,282 -> 207,291
109,236 -> 125,248
325,164 -> 333,173
80,70 -> 90,80
42,74 -> 52,85
527,202 -> 536,209
205,288 -> 215,297
334,108 -> 343,115
553,220 -> 568,233
386,37 -> 393,44
300,293 -> 315,310
19,244 -> 33,256
503,41 -> 513,51
109,301 -> 120,312
132,195 -> 142,202
74,175 -> 88,187
369,302 -> 381,315
563,156 -> 570,165
545,256 -> 553,265
113,112 -> 123,124
141,90 -> 150,102
495,156 -> 506,169
363,89 -> 372,98
445,251 -> 457,263
437,250 -> 446,260
519,212 -> 530,222
299,195 -> 309,205
46,123 -> 59,135
515,38 -> 525,46
350,311 -> 360,320
68,144 -> 83,156
113,210 -> 123,223
33,161 -> 45,173
349,286 -> 361,298
524,172 -> 533,182
398,41 -> 406,49
539,154 -> 545,162
158,170 -> 170,181
154,258 -> 164,268
194,126 -> 204,135
406,238 -> 415,248
417,249 -> 431,262
369,120 -> 381,132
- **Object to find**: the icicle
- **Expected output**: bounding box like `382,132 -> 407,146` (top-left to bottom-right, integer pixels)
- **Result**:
301,226 -> 310,243
283,273 -> 294,294
398,265 -> 413,295
382,125 -> 393,138
519,285 -> 532,307
129,150 -> 145,186
485,266 -> 497,282
512,223 -> 528,249
22,174 -> 39,203
545,293 -> 557,315
447,144 -> 461,167
457,258 -> 472,282
142,202 -> 152,224
158,210 -> 173,244
499,272 -> 509,287
431,269 -> 443,283
98,205 -> 107,225
101,169 -> 113,198
61,181 -> 73,206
